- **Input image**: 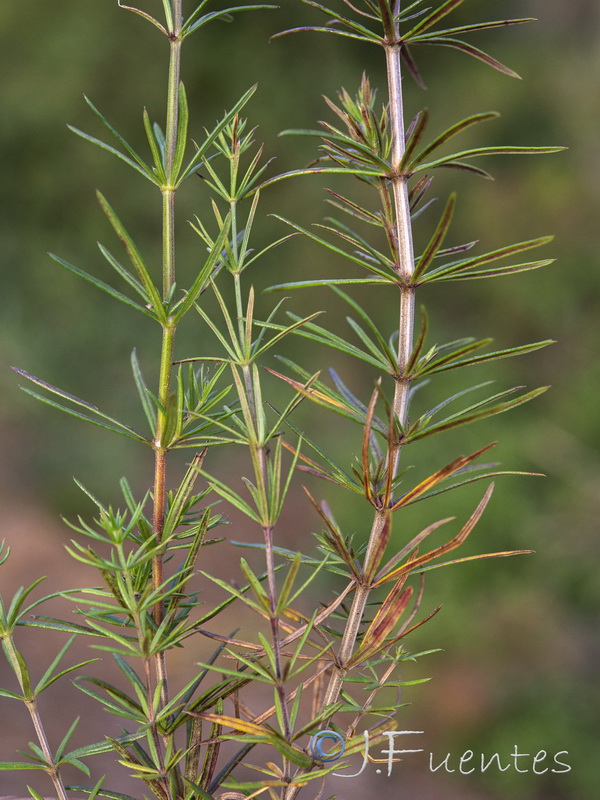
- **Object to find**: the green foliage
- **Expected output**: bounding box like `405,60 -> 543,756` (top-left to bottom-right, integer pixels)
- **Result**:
0,1 -> 562,799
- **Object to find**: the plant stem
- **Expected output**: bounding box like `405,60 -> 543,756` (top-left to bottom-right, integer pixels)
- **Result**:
264,526 -> 293,751
27,699 -> 70,800
151,0 -> 183,707
321,34 -> 416,712
385,37 -> 416,471
3,636 -> 69,800
163,2 -> 182,292
285,22 -> 416,800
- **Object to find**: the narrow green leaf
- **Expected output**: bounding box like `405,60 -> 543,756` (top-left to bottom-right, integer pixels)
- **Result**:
432,259 -> 555,282
289,0 -> 379,38
275,551 -> 302,615
411,194 -> 456,283
66,786 -> 138,800
272,26 -> 379,45
195,657 -> 270,683
171,82 -> 189,182
35,640 -> 97,695
96,192 -> 165,320
12,369 -> 147,443
50,254 -> 154,318
182,778 -> 215,800
325,188 -> 382,226
0,688 -> 23,700
322,216 -> 394,270
130,349 -> 156,433
153,121 -> 166,162
265,277 -> 388,292
400,108 -> 429,171
187,5 -> 277,36
173,216 -> 231,322
404,0 -> 465,38
253,311 -> 322,360
181,0 -> 213,33
257,164 -> 386,192
417,144 -> 565,172
79,95 -> 157,178
97,244 -> 147,298
55,717 -> 82,762
437,159 -> 494,180
19,616 -> 97,636
330,285 -> 398,368
143,108 -> 166,183
409,386 -> 549,442
4,576 -> 46,630
68,125 -> 158,184
418,340 -> 555,376
418,19 -> 535,38
180,85 -> 258,181
415,37 -> 521,78
281,314 -> 388,369
421,236 -> 554,283
117,1 -> 168,35
412,112 -> 499,167
345,317 -> 393,369
271,215 -> 396,278
64,731 -> 143,761
163,455 -> 205,539
239,559 -> 270,610
200,472 -> 261,522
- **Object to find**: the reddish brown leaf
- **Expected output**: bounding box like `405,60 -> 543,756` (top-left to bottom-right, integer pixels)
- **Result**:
390,442 -> 496,510
377,483 -> 495,585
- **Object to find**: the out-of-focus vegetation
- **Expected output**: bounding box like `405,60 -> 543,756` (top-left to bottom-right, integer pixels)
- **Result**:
0,1 -> 598,798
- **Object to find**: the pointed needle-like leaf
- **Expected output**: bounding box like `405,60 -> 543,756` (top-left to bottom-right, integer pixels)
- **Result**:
390,443 -> 495,511
411,193 -> 456,283
117,1 -> 168,34
130,349 -> 157,433
96,193 -> 165,320
404,0 -> 466,38
412,112 -> 499,167
12,368 -> 148,443
377,484 -> 495,585
49,254 -> 155,318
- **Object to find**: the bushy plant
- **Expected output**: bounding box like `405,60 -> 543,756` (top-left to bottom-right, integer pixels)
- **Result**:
1,2 -> 561,799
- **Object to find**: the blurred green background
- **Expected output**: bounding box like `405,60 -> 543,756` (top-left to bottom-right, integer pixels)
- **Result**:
0,1 -> 598,798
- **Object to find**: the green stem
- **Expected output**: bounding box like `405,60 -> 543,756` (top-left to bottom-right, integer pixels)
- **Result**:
162,189 -> 177,296
264,525 -> 293,774
151,0 -> 183,710
3,637 -> 69,800
165,3 -> 183,172
152,323 -> 175,595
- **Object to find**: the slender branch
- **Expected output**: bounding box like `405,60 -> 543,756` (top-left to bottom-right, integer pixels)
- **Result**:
386,38 -> 416,466
3,637 -> 69,800
264,525 -> 293,754
285,19 -> 417,800
246,342 -> 293,785
27,698 -> 70,800
320,35 -> 416,714
163,4 -> 182,293
151,0 -> 184,712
